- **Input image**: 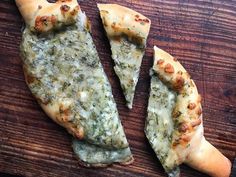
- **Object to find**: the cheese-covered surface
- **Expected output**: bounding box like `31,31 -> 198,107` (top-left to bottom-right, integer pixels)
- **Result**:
72,139 -> 133,167
145,72 -> 180,176
98,4 -> 151,109
20,8 -> 133,166
145,46 -> 231,177
110,38 -> 144,109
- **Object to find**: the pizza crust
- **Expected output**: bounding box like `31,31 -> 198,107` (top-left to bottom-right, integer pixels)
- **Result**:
97,4 -> 151,46
153,46 -> 202,136
152,46 -> 231,177
15,0 -> 81,32
98,4 -> 151,109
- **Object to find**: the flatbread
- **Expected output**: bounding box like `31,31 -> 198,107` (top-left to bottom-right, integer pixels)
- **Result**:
16,0 -> 133,167
145,46 -> 231,177
98,4 -> 151,109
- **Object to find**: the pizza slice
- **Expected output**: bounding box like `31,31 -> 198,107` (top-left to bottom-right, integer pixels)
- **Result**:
145,46 -> 231,177
98,4 -> 151,109
16,0 -> 133,167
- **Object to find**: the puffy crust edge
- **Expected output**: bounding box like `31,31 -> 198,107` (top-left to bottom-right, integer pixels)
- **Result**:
186,138 -> 232,177
153,46 -> 231,177
153,46 -> 202,139
15,0 -> 81,32
98,3 -> 151,46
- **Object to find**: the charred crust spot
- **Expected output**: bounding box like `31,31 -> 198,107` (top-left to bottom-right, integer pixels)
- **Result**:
111,22 -> 116,29
35,16 -> 49,31
174,75 -> 185,90
178,123 -> 189,133
164,63 -> 175,73
25,73 -> 36,84
60,5 -> 70,12
188,103 -> 196,110
142,18 -> 150,23
158,75 -> 164,81
70,9 -> 77,16
134,15 -> 149,24
172,135 -> 190,148
60,109 -> 70,122
173,57 -> 178,61
75,127 -> 84,140
61,114 -> 69,122
191,119 -> 201,127
172,110 -> 182,118
156,59 -> 164,65
177,70 -> 183,75
59,104 -> 71,122
181,134 -> 191,142
69,6 -> 79,16
35,15 -> 58,32
172,140 -> 179,148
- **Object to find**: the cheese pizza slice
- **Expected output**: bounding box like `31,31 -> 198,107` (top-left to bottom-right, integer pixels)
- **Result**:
98,4 -> 151,109
145,46 -> 231,177
16,0 -> 133,167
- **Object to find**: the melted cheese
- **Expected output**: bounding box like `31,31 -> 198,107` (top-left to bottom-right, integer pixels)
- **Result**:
145,72 -> 180,176
110,38 -> 144,109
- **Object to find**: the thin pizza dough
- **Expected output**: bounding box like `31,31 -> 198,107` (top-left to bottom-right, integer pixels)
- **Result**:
16,0 -> 133,167
145,46 -> 231,177
98,4 -> 151,109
